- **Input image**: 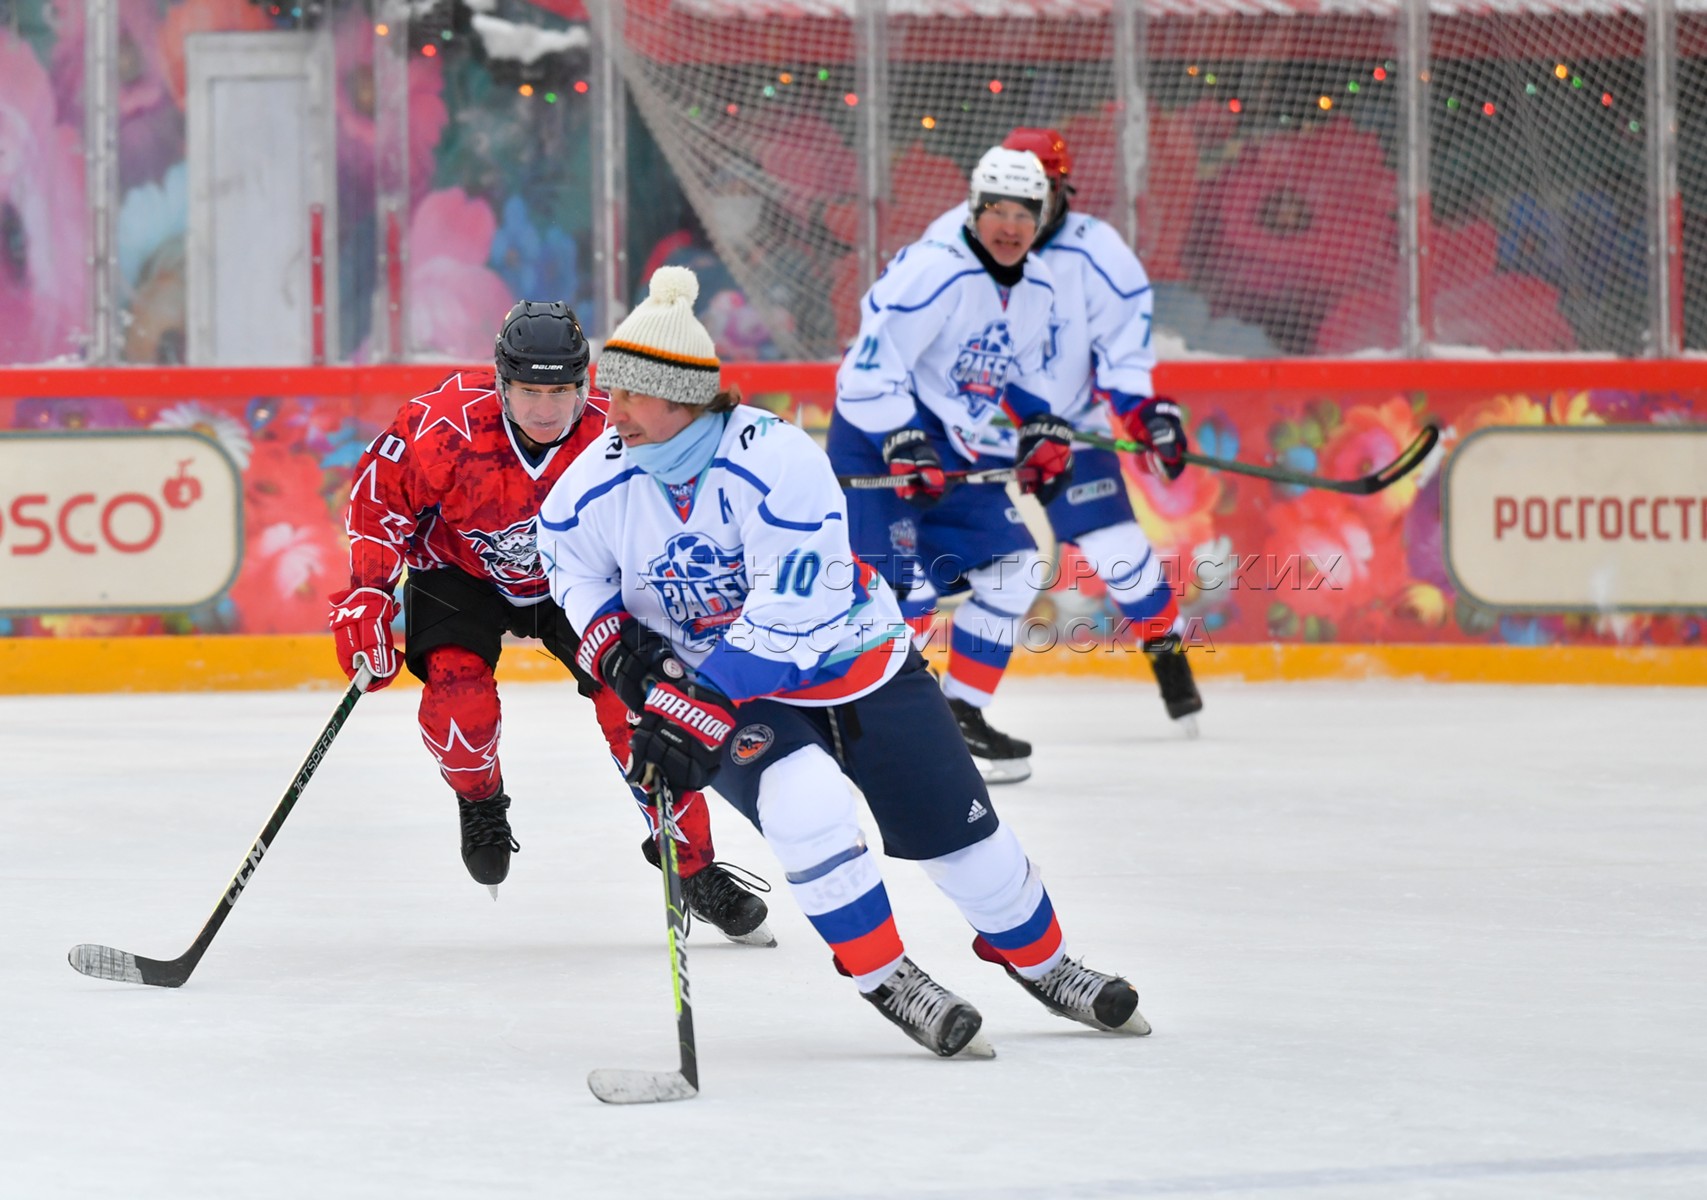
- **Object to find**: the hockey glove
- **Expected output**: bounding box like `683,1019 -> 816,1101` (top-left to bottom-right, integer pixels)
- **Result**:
626,679 -> 737,797
1125,397 -> 1188,481
329,585 -> 401,691
881,427 -> 951,508
1014,412 -> 1076,506
575,610 -> 686,715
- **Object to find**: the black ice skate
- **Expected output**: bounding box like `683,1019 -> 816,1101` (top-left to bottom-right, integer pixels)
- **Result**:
973,935 -> 1151,1034
948,697 -> 1033,786
1145,633 -> 1203,737
850,956 -> 995,1059
459,790 -> 519,898
642,836 -> 778,948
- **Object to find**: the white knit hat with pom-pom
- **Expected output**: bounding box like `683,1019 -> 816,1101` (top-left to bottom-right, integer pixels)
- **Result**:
596,265 -> 721,406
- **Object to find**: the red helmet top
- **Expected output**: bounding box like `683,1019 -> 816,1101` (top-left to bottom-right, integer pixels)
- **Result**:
1002,127 -> 1071,184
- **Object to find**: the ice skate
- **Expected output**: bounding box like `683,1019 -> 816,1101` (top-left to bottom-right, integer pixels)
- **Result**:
973,936 -> 1151,1034
948,697 -> 1032,785
1145,633 -> 1202,738
852,956 -> 995,1059
458,790 -> 519,896
643,837 -> 778,947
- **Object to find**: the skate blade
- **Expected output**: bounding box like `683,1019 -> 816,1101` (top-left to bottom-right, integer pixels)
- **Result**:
955,1030 -> 997,1059
486,885 -> 501,901
1174,714 -> 1200,741
723,920 -> 778,948
1117,1007 -> 1153,1036
975,756 -> 1032,786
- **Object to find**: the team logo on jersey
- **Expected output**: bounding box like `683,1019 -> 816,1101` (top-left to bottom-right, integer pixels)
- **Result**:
731,724 -> 775,765
460,517 -> 541,582
950,320 -> 1018,418
643,531 -> 748,651
888,518 -> 919,556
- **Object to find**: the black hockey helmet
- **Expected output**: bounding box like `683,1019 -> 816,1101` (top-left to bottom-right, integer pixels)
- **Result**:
494,300 -> 591,386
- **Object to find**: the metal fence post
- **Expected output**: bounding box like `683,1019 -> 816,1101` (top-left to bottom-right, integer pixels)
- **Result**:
1113,0 -> 1145,252
1398,0 -> 1431,356
855,0 -> 890,291
84,0 -> 119,364
1647,0 -> 1681,356
373,1 -> 412,361
591,0 -> 628,339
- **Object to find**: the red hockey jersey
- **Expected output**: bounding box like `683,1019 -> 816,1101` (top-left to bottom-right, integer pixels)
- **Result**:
344,369 -> 609,604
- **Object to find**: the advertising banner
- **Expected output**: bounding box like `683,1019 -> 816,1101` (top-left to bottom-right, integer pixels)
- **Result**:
1445,428 -> 1707,611
0,432 -> 242,614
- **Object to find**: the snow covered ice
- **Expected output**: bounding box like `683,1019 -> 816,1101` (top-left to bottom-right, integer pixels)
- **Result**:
4,676 -> 1705,1199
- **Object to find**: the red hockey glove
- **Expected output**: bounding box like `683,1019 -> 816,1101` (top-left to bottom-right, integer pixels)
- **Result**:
626,679 -> 736,797
1125,397 -> 1188,481
1014,412 -> 1076,505
575,610 -> 686,715
881,427 -> 951,508
329,586 -> 401,691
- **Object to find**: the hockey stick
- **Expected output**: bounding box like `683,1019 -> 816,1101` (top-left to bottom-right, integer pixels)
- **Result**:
587,775 -> 699,1104
67,663 -> 374,988
837,467 -> 1019,490
1076,424 -> 1440,496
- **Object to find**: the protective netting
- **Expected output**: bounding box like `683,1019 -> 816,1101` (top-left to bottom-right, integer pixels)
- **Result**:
1423,13 -> 1649,355
620,0 -> 1674,359
619,2 -> 863,360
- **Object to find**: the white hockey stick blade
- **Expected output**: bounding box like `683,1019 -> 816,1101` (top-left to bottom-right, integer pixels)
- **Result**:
68,943 -> 144,984
587,1068 -> 699,1105
975,756 -> 1031,786
721,919 -> 778,948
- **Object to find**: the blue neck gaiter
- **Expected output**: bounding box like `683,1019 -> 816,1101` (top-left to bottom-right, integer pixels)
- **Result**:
627,411 -> 726,484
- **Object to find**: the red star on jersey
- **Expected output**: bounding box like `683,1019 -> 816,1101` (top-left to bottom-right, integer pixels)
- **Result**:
410,372 -> 492,442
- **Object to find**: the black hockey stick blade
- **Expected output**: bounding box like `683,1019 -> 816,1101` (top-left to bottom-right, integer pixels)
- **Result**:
1072,423 -> 1439,495
1184,422 -> 1440,495
68,667 -> 372,988
836,467 -> 1019,490
587,1068 -> 699,1105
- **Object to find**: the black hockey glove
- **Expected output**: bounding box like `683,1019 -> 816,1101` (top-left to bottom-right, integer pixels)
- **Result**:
1014,412 -> 1076,506
626,679 -> 737,797
1127,397 -> 1188,481
881,427 -> 951,509
575,610 -> 687,714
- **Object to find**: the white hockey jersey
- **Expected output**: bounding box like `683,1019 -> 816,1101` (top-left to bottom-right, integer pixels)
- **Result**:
925,204 -> 1155,437
834,230 -> 1060,462
537,406 -> 911,707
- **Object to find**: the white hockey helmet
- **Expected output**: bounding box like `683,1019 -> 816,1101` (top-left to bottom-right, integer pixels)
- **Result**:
966,146 -> 1050,228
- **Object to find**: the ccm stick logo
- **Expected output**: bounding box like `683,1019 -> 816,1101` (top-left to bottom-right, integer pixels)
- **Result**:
226,839 -> 268,906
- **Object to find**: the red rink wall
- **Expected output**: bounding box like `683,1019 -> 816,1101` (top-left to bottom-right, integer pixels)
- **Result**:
1,361 -> 1704,693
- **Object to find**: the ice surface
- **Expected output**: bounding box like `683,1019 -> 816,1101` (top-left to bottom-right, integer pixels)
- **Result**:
4,677 -> 1705,1199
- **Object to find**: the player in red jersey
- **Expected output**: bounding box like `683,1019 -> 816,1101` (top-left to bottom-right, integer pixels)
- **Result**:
328,301 -> 773,942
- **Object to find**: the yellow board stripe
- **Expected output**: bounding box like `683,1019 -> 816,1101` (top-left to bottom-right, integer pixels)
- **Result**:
2,634 -> 1703,694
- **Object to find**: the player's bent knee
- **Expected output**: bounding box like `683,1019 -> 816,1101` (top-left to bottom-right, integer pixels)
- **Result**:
754,747 -> 863,873
919,822 -> 1030,910
964,548 -> 1044,617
